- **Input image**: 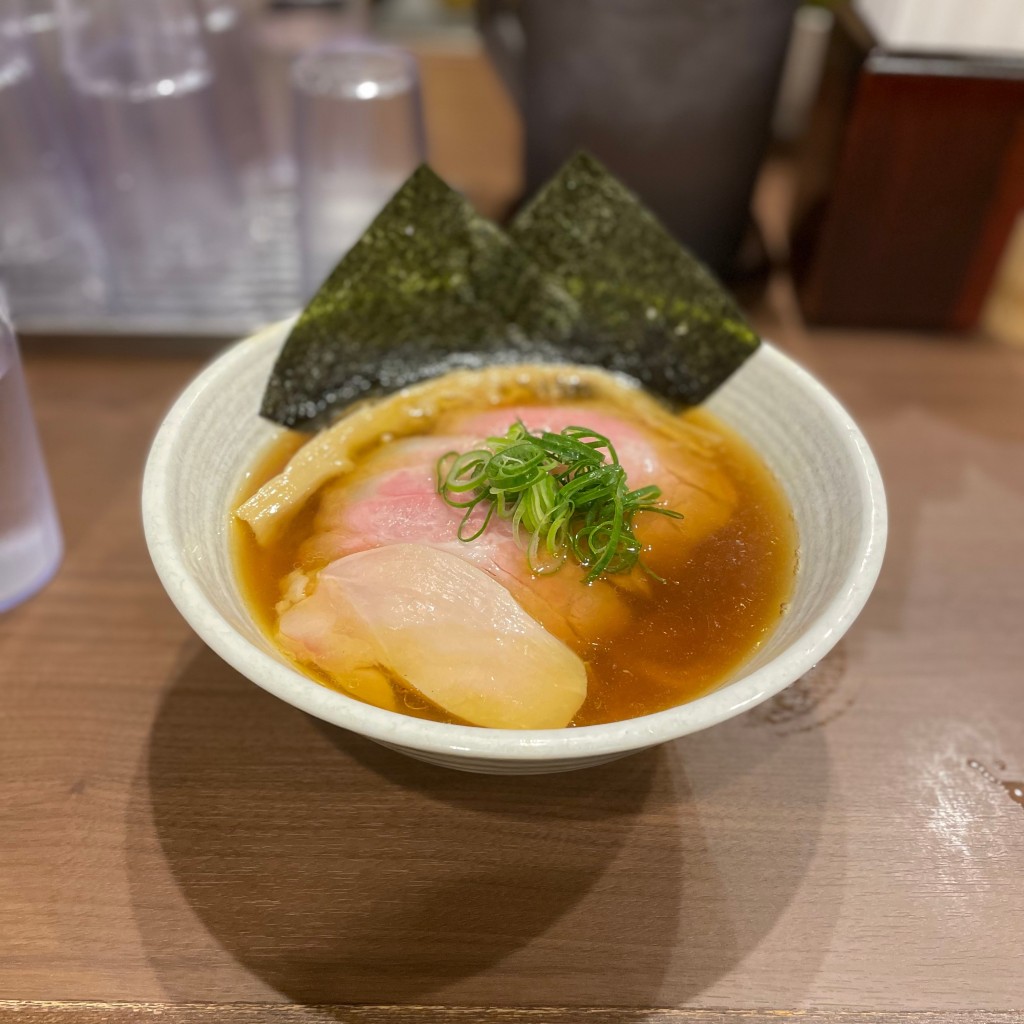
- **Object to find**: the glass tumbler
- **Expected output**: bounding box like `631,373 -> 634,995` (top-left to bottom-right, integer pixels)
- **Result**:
4,0 -> 75,124
0,297 -> 62,612
59,0 -> 245,311
292,40 -> 425,297
0,8 -> 103,316
198,0 -> 269,193
258,0 -> 371,191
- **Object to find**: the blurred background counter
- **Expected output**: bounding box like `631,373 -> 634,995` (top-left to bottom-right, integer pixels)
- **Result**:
0,0 -> 524,336
1,0 -> 1022,344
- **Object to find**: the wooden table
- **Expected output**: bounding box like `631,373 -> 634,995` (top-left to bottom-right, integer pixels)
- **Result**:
3,47 -> 1024,1024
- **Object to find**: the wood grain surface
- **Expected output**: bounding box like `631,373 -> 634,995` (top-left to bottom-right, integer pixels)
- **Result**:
1,1004 -> 1021,1023
2,39 -> 1024,1024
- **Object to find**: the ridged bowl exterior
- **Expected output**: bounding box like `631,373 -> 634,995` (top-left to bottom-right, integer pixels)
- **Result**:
143,321 -> 886,775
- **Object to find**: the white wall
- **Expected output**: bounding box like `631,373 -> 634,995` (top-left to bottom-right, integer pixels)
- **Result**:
856,0 -> 1024,57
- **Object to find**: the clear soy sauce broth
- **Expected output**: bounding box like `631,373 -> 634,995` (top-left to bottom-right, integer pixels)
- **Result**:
233,403 -> 797,728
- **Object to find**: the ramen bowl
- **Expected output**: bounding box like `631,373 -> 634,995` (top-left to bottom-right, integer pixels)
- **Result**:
143,319 -> 886,774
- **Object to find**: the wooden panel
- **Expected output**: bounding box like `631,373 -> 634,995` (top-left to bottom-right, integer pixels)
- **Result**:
954,113 -> 1024,329
791,12 -> 1024,329
1,1004 -> 1020,1023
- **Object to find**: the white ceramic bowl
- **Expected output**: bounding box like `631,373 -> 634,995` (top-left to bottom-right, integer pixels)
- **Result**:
143,319 -> 886,774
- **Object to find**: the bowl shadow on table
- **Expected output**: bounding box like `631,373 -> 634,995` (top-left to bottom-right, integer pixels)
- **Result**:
127,643 -> 839,1009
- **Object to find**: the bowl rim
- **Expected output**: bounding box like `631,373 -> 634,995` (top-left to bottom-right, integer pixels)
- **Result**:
143,322 -> 887,761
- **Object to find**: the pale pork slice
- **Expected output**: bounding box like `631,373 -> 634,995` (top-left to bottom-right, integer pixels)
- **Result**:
277,544 -> 588,729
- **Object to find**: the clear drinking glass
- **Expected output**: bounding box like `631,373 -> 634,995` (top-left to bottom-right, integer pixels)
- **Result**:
0,6 -> 103,316
0,295 -> 62,612
59,0 -> 245,312
292,40 -> 425,297
197,0 -> 268,193
5,0 -> 73,121
258,0 -> 371,191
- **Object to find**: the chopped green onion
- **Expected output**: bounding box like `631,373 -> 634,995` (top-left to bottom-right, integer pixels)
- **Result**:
436,421 -> 683,582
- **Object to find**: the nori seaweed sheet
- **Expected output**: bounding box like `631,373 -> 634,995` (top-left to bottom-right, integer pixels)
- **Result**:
508,151 -> 759,406
261,156 -> 759,430
261,166 -> 579,430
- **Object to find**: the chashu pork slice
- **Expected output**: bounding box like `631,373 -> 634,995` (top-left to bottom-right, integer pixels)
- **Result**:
277,543 -> 588,729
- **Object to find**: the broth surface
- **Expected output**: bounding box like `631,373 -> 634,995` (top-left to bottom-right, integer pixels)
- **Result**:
233,388 -> 796,727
